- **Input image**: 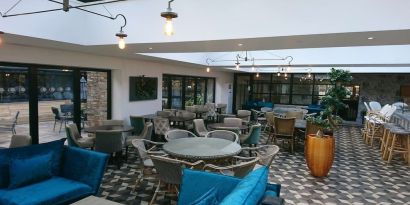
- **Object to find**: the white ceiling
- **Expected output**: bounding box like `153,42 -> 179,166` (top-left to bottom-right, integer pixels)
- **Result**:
1,0 -> 410,72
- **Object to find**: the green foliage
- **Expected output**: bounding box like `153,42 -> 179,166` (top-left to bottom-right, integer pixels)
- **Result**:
308,68 -> 353,135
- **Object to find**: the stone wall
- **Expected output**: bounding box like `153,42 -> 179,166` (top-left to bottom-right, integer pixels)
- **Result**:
352,73 -> 410,119
86,71 -> 108,123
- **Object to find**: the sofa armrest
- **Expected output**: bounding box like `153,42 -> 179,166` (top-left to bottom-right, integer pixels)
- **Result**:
178,168 -> 241,205
61,146 -> 109,194
266,183 -> 281,197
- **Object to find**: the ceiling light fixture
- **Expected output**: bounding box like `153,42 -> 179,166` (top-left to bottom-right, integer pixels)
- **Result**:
114,14 -> 127,49
256,72 -> 259,78
367,37 -> 374,40
161,0 -> 178,36
206,67 -> 210,73
149,47 -> 153,50
238,43 -> 243,47
206,51 -> 293,72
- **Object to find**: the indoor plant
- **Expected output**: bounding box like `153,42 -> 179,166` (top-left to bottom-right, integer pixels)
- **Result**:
305,68 -> 352,177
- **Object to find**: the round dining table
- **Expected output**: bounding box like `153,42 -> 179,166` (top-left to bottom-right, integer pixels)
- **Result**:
163,138 -> 242,160
83,125 -> 134,133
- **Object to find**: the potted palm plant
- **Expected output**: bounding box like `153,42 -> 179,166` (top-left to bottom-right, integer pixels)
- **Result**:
305,68 -> 352,177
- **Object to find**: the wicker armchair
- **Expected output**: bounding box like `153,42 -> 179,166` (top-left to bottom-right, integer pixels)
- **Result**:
153,117 -> 170,138
165,129 -> 197,141
125,122 -> 153,158
270,117 -> 296,153
149,155 -> 205,205
131,139 -> 165,192
205,130 -> 239,143
241,145 -> 280,169
203,156 -> 259,178
285,111 -> 304,120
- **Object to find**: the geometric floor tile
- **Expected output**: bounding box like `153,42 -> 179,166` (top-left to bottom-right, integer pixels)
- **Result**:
98,125 -> 410,205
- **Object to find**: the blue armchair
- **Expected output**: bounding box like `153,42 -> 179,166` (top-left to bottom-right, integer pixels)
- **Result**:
178,166 -> 281,205
0,139 -> 108,205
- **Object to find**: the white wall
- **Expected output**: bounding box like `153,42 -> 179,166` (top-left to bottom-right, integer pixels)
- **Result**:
0,44 -> 233,121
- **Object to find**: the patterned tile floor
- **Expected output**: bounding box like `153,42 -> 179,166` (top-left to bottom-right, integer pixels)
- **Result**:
97,125 -> 410,205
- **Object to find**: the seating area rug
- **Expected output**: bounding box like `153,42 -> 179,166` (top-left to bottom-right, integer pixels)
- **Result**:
97,126 -> 410,205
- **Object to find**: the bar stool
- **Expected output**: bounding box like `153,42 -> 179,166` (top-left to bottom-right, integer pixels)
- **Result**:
366,118 -> 384,147
386,128 -> 410,165
380,123 -> 395,156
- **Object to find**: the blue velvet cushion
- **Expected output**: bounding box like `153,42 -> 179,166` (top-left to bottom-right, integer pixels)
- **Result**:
189,187 -> 219,205
0,139 -> 65,188
9,153 -> 53,189
219,166 -> 269,205
178,168 -> 240,205
0,177 -> 93,205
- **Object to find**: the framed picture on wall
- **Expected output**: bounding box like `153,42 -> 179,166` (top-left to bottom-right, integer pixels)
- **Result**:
129,76 -> 158,101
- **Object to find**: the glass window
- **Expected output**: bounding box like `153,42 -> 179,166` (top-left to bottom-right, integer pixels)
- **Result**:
292,95 -> 312,105
196,78 -> 206,105
271,84 -> 290,94
206,78 -> 214,103
171,77 -> 183,109
235,75 -> 251,110
162,76 -> 169,108
271,95 -> 290,104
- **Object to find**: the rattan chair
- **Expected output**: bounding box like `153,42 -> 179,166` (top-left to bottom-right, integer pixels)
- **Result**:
285,111 -> 304,120
164,129 -> 197,141
125,122 -> 153,158
369,101 -> 382,111
9,135 -> 32,148
149,155 -> 204,205
205,130 -> 239,143
153,117 -> 170,139
193,119 -> 208,137
131,139 -> 165,191
203,156 -> 259,178
241,145 -> 280,169
270,117 -> 296,153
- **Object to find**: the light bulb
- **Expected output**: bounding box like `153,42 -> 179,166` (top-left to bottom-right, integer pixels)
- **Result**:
251,66 -> 255,71
286,67 -> 291,72
256,73 -> 259,78
206,67 -> 210,72
308,73 -> 311,78
164,18 -> 174,36
277,72 -> 280,76
235,64 -> 240,70
118,37 -> 126,49
284,73 -> 288,77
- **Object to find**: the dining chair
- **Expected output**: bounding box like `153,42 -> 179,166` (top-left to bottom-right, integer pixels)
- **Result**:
181,111 -> 196,130
216,103 -> 227,114
240,123 -> 262,148
205,103 -> 217,122
149,155 -> 204,205
164,129 -> 197,141
102,120 -> 124,126
66,123 -> 94,149
9,135 -> 32,148
193,119 -> 208,137
369,101 -> 382,111
0,111 -> 19,135
237,110 -> 252,124
131,139 -> 165,191
125,122 -> 153,158
286,111 -> 304,120
153,117 -> 170,140
51,107 -> 68,132
205,130 -> 239,143
130,116 -> 145,136
95,130 -> 124,169
241,145 -> 280,170
271,117 -> 296,153
203,156 -> 259,178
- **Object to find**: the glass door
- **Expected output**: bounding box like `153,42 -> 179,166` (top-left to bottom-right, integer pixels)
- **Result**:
0,66 -> 29,147
37,68 -> 74,143
171,77 -> 183,109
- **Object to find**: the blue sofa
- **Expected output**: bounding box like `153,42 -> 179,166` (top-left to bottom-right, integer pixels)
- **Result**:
178,166 -> 282,205
0,139 -> 109,205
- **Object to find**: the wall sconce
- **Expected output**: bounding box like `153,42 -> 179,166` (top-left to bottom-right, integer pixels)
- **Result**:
161,0 -> 178,36
114,14 -> 127,49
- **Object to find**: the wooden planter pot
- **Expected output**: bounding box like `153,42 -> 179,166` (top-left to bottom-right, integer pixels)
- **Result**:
305,134 -> 335,177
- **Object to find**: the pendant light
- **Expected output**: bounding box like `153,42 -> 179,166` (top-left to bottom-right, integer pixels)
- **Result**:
161,0 -> 178,36
206,67 -> 210,72
114,14 -> 127,50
